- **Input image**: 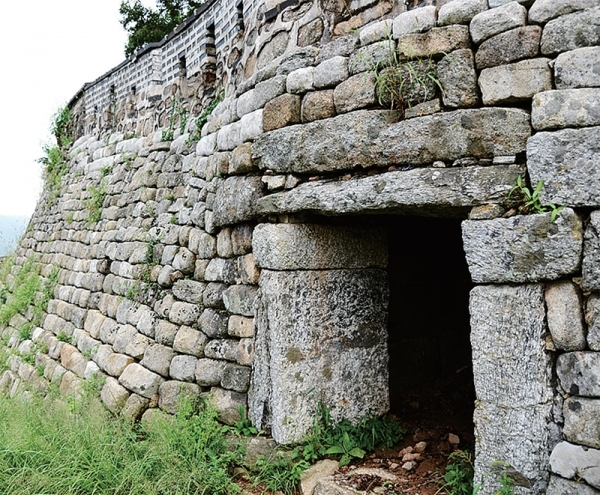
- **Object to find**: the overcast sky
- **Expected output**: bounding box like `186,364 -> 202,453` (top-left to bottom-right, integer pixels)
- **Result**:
0,0 -> 156,218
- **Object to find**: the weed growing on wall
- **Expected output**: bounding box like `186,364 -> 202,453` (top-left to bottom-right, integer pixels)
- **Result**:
39,106 -> 72,205
369,34 -> 443,117
0,257 -> 59,338
508,176 -> 564,220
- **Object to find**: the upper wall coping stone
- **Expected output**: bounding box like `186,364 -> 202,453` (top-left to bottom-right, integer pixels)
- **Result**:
258,164 -> 524,217
462,208 -> 583,284
252,223 -> 388,270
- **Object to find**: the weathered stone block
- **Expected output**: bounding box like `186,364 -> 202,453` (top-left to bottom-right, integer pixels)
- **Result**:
170,355 -> 198,382
462,209 -> 583,283
473,402 -> 551,494
564,397 -> 600,449
237,75 -> 287,117
392,6 -> 437,37
550,442 -> 600,490
541,7 -> 600,56
199,308 -> 229,338
470,2 -> 527,44
263,94 -> 301,132
286,67 -> 315,95
259,165 -> 524,217
239,110 -> 264,143
249,269 -> 389,444
119,363 -> 164,399
173,326 -> 208,356
253,223 -> 387,270
438,49 -> 479,108
223,285 -> 258,317
221,363 -> 251,392
438,0 -> 488,26
228,315 -> 254,338
529,0 -> 598,24
230,142 -> 255,175
475,26 -> 542,69
212,176 -> 265,227
209,387 -> 247,426
585,294 -> 600,351
253,108 -> 529,174
301,90 -> 336,123
141,344 -> 176,377
479,58 -> 552,105
203,282 -> 227,309
470,284 -> 552,494
546,475 -> 600,495
359,19 -> 392,46
349,40 -> 395,75
155,319 -> 179,346
333,72 -> 376,114
545,281 -> 586,351
397,26 -> 470,58
172,279 -> 205,305
195,358 -> 227,386
169,301 -> 200,327
555,47 -> 600,89
313,56 -> 349,89
101,377 -> 130,414
557,352 -> 600,397
528,127 -> 600,207
158,380 -> 201,414
470,284 -> 552,407
532,89 -> 600,130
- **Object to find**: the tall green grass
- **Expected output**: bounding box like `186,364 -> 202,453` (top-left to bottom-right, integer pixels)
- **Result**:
0,394 -> 241,495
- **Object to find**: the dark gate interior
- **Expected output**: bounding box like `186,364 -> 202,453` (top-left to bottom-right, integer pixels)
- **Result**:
387,216 -> 475,442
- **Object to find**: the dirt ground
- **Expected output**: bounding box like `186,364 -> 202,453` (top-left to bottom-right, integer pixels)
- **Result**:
239,369 -> 476,495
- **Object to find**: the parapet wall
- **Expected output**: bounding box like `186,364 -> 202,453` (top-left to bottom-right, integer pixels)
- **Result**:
2,1 -> 600,494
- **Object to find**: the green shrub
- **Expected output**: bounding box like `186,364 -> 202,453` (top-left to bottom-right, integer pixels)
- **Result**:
0,395 -> 241,495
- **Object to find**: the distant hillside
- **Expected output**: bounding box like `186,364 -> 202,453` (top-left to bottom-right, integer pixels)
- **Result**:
0,216 -> 29,257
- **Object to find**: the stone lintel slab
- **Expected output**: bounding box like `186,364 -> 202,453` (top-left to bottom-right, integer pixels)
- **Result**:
258,165 -> 524,217
249,269 -> 389,444
252,108 -> 530,174
253,223 -> 388,270
251,110 -> 398,174
462,208 -> 583,283
528,126 -> 600,207
470,284 -> 552,495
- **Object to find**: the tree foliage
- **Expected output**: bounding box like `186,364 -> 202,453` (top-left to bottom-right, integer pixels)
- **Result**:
119,0 -> 203,57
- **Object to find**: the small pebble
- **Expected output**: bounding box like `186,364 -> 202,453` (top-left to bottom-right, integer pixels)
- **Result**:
402,461 -> 416,471
448,433 -> 460,445
432,160 -> 446,168
402,453 -> 422,462
399,446 -> 413,456
414,441 -> 427,453
389,462 -> 399,470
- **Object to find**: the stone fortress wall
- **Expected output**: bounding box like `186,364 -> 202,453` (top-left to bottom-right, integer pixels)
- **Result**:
1,0 -> 600,494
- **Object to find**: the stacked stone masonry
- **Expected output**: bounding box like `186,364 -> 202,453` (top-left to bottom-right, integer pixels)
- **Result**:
1,0 -> 600,494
